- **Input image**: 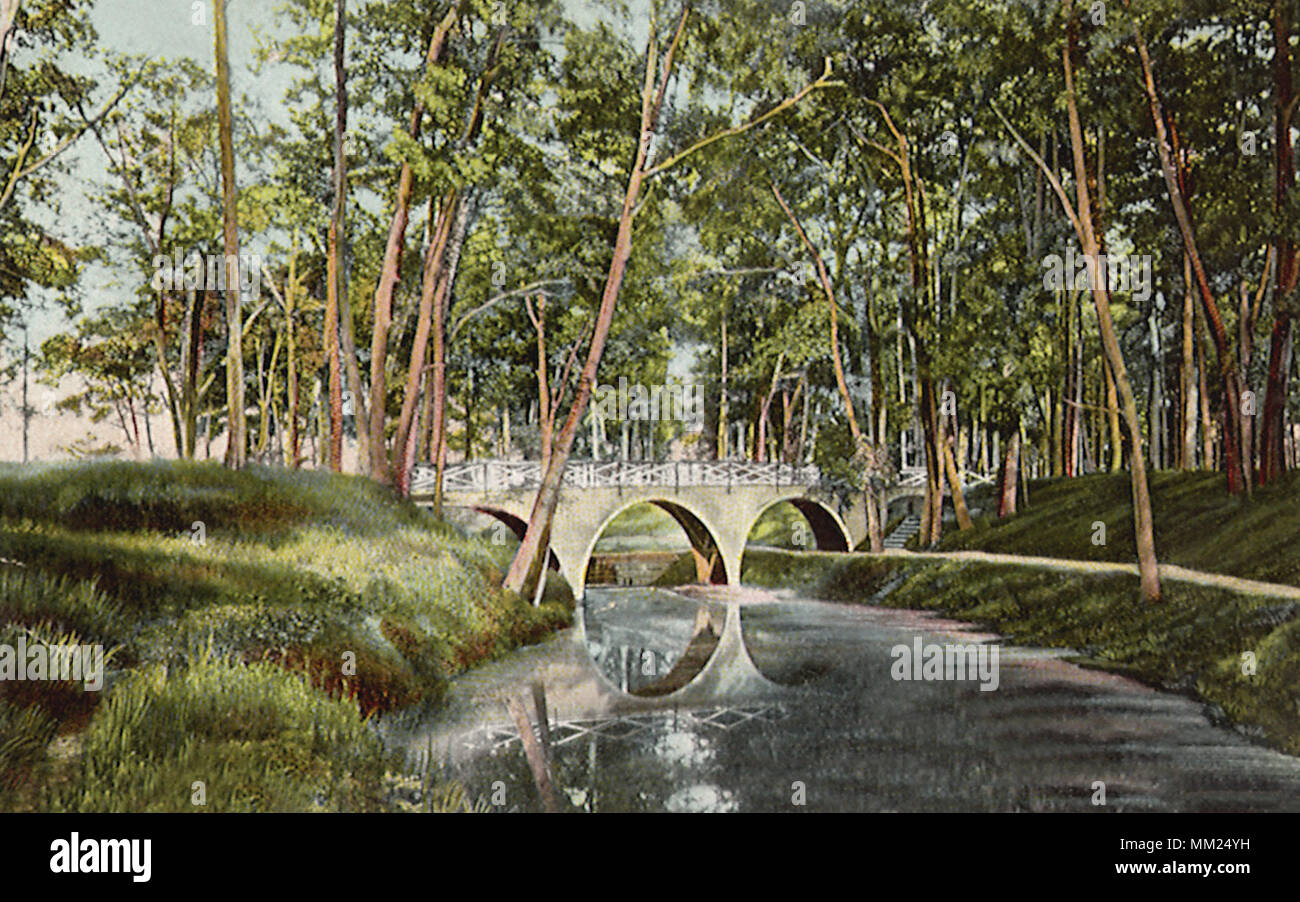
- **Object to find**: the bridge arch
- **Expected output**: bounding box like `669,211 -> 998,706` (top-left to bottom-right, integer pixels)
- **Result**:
461,505 -> 561,571
745,495 -> 853,553
577,497 -> 729,598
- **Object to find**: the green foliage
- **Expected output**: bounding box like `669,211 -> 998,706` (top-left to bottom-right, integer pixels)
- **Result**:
0,701 -> 58,792
54,649 -> 390,812
0,462 -> 569,810
0,568 -> 124,647
937,471 -> 1300,588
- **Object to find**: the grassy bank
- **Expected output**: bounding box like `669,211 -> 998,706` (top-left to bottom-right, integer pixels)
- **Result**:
933,469 -> 1300,587
743,545 -> 1300,757
0,460 -> 571,811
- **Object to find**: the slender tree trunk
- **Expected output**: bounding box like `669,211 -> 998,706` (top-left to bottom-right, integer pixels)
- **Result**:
1180,254 -> 1198,469
394,189 -> 459,499
421,198 -> 473,504
718,307 -> 728,459
324,251 -> 344,471
998,4 -> 1161,595
941,418 -> 973,529
771,183 -> 882,550
180,287 -> 203,459
367,3 -> 460,481
281,237 -> 301,467
1261,0 -> 1296,484
1129,7 -> 1244,495
1240,282 -> 1255,495
1068,10 -> 1160,600
526,294 -> 552,471
502,12 -> 828,599
504,11 -> 689,600
755,350 -> 786,465
214,0 -> 244,468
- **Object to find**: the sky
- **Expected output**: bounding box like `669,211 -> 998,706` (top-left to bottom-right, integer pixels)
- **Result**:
24,0 -> 652,345
2,0 -> 676,461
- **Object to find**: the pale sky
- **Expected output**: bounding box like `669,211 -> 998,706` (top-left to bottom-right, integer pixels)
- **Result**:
2,0 -> 657,461
24,0 -> 650,345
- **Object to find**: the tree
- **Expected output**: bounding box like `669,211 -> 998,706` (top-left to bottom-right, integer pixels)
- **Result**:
213,0 -> 245,468
503,2 -> 836,600
997,0 -> 1161,601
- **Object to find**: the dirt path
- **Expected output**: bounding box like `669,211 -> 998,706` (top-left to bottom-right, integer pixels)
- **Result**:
865,548 -> 1300,601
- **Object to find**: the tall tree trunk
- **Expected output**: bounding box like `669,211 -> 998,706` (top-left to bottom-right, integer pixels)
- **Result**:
324,254 -> 344,471
214,0 -> 244,468
1129,6 -> 1244,494
502,12 -> 829,599
392,189 -> 458,498
525,294 -> 552,472
504,10 -> 689,600
331,0 -> 369,475
717,308 -> 728,459
1239,282 -> 1255,495
1198,300 -> 1215,469
419,196 -> 473,503
1068,9 -> 1160,600
367,3 -> 460,482
1181,253 -> 1198,469
941,406 -> 973,529
1104,353 -> 1123,471
755,350 -> 785,464
1261,0 -> 1297,484
405,29 -> 506,498
285,243 -> 301,468
180,287 -> 204,459
1001,4 -> 1160,597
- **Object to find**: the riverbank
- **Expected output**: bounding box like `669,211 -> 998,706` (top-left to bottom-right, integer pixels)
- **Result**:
743,548 -> 1300,757
0,460 -> 571,811
932,469 -> 1300,587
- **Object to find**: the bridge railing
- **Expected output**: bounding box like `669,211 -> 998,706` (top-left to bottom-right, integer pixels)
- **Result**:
410,459 -> 823,494
896,465 -> 994,492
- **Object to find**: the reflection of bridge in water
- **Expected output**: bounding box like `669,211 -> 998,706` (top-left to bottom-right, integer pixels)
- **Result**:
575,586 -> 778,704
581,587 -> 730,696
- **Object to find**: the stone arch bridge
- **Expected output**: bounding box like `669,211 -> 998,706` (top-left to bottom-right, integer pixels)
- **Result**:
409,460 -> 872,601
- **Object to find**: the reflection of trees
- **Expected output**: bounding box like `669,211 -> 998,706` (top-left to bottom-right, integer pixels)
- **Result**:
587,641 -> 679,694
554,718 -> 720,813
583,589 -> 729,696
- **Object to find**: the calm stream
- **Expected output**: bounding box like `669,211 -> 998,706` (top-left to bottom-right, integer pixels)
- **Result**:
382,584 -> 1300,812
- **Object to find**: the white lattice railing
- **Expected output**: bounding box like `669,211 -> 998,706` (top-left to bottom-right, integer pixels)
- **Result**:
409,460 -> 823,495
897,465 -> 994,490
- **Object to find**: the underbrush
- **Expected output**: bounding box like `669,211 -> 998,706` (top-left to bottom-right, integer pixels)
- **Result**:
0,461 -> 571,811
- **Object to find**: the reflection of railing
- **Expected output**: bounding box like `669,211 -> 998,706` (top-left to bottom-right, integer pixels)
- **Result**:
453,704 -> 791,753
410,460 -> 822,495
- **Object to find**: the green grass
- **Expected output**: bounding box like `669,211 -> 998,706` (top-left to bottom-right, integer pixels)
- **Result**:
0,460 -> 571,811
48,649 -> 390,812
936,469 -> 1300,587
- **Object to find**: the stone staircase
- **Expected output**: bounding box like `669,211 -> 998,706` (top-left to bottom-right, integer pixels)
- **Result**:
883,514 -> 921,549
